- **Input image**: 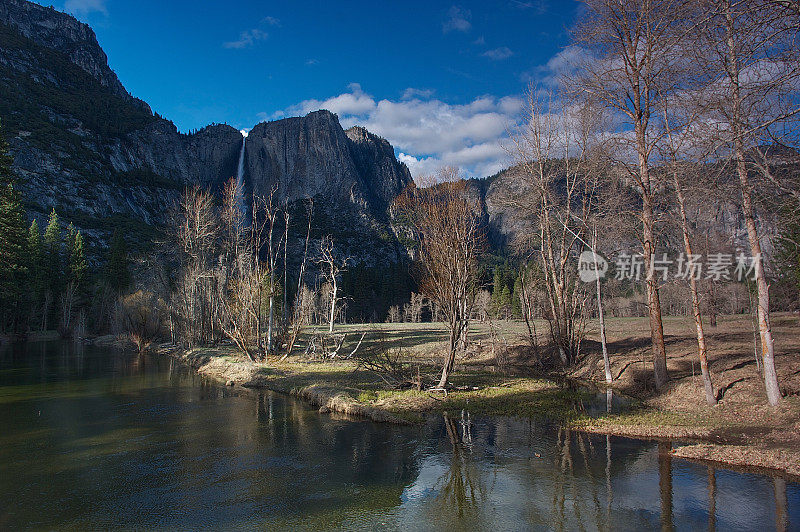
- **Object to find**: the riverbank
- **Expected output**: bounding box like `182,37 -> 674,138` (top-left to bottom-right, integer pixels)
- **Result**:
570,314 -> 800,479
153,314 -> 800,479
157,344 -> 598,425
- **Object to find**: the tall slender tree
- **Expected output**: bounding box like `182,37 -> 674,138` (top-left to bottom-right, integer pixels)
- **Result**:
41,209 -> 62,330
0,119 -> 27,332
693,0 -> 800,405
572,0 -> 692,389
0,183 -> 27,332
397,167 -> 484,389
27,219 -> 44,323
66,224 -> 87,288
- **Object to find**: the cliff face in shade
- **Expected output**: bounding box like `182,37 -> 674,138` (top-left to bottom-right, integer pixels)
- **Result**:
0,0 -> 146,109
242,111 -> 414,264
345,125 -> 414,216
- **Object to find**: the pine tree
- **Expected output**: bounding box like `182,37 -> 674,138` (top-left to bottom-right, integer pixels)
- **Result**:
499,286 -> 512,319
490,269 -> 503,317
105,230 -> 130,294
42,209 -> 63,307
0,184 -> 28,331
27,219 -> 44,322
65,223 -> 87,305
69,229 -> 87,286
0,119 -> 27,332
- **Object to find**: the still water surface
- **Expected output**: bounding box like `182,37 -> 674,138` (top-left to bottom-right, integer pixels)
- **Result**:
0,341 -> 797,530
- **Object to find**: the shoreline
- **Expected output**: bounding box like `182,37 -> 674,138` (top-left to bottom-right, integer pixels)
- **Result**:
156,343 -> 800,481
158,344 -> 415,424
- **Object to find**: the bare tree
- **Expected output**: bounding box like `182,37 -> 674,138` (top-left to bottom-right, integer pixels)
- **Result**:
572,0 -> 694,389
659,101 -> 718,405
694,0 -> 800,404
508,87 -> 602,367
216,178 -> 262,361
259,187 -> 285,354
516,263 -> 541,356
317,235 -> 349,334
397,167 -> 485,389
386,305 -> 401,323
474,289 -> 491,322
173,186 -> 219,347
284,199 -> 314,358
408,292 -> 425,323
119,290 -> 164,353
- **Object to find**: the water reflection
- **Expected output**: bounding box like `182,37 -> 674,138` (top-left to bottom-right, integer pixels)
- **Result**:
708,467 -> 717,531
659,441 -> 673,531
0,342 -> 797,530
436,413 -> 485,520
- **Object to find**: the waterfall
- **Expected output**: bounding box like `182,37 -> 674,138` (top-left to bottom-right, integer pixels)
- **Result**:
236,130 -> 248,215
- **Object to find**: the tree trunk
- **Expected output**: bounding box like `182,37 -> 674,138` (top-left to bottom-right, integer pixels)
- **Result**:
267,283 -> 274,353
674,173 -> 716,405
735,154 -> 781,405
636,112 -> 669,389
437,316 -> 460,388
725,0 -> 780,405
643,193 -> 670,389
594,231 -> 612,384
328,280 -> 337,334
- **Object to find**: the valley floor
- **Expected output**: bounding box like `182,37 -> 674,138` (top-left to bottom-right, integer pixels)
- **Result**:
152,314 -> 800,479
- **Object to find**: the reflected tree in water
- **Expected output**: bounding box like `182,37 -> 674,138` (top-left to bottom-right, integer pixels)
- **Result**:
436,414 -> 486,519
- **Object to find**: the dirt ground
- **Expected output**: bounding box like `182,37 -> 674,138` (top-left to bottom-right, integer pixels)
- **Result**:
571,313 -> 800,478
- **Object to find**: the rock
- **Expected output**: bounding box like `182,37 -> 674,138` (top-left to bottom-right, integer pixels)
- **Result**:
318,405 -> 331,414
0,1 -> 244,248
0,0 -> 139,104
244,110 -> 412,218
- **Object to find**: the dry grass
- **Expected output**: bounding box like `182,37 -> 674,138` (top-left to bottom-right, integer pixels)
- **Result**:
572,313 -> 800,478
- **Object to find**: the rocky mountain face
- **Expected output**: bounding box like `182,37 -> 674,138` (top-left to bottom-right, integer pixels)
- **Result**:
475,161 -> 785,260
243,111 -> 413,264
0,0 -> 413,262
0,0 -> 142,107
244,112 -> 412,218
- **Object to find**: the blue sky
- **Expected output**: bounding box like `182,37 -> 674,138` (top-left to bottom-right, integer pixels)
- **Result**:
51,0 -> 581,177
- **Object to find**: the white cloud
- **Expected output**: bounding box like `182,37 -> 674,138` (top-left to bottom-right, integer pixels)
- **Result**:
287,82 -> 378,117
482,47 -> 514,61
305,58 -> 319,66
262,16 -> 281,26
269,85 -> 522,179
523,45 -> 594,85
63,0 -> 107,16
401,88 -> 434,100
223,29 -> 268,49
443,6 -> 472,33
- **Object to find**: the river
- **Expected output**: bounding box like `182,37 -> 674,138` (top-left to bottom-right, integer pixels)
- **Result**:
0,341 -> 797,530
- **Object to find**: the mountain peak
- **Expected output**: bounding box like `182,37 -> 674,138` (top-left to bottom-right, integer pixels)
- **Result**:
0,0 -> 143,108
